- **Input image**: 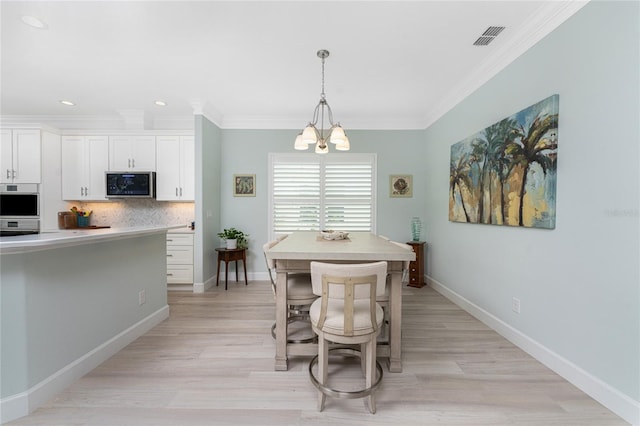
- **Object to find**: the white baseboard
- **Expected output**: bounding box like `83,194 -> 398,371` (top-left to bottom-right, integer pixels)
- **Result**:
194,272 -> 270,293
0,306 -> 170,425
427,276 -> 639,426
193,275 -> 216,293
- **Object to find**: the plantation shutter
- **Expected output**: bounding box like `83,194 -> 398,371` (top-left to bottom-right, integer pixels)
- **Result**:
269,153 -> 376,237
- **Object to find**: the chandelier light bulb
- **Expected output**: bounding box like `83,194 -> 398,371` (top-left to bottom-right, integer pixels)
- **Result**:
294,133 -> 308,150
302,125 -> 318,145
335,135 -> 350,151
315,141 -> 329,154
329,125 -> 346,144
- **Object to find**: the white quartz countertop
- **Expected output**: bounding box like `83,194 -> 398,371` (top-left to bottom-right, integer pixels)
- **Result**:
0,224 -> 186,254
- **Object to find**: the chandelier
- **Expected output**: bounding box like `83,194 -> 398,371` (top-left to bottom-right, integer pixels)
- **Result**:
294,49 -> 350,153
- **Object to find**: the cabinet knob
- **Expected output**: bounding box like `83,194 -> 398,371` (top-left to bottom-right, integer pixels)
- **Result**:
6,169 -> 10,179
132,158 -> 135,168
179,187 -> 182,196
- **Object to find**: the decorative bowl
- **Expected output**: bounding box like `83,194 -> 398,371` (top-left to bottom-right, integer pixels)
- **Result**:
320,230 -> 349,240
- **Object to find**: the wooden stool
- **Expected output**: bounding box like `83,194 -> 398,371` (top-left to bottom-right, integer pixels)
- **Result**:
215,248 -> 248,290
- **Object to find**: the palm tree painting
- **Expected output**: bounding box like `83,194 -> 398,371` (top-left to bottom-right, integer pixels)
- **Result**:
449,94 -> 559,229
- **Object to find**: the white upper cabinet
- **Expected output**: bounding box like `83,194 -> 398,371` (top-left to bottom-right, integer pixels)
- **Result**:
156,136 -> 194,201
109,135 -> 156,171
61,136 -> 109,200
0,129 -> 41,184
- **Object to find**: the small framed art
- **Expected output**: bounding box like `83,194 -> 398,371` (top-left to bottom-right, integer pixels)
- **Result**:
390,175 -> 412,198
234,174 -> 256,197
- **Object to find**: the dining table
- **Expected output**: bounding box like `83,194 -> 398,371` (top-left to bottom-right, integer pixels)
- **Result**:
266,231 -> 416,373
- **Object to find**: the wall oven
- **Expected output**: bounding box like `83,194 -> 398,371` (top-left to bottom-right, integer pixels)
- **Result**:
0,183 -> 40,236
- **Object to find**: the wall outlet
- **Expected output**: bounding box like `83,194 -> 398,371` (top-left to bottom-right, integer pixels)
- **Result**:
138,290 -> 146,306
512,297 -> 521,314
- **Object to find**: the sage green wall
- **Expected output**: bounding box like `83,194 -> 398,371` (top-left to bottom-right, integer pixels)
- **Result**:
195,115 -> 222,286
423,0 -> 639,405
218,129 -> 426,276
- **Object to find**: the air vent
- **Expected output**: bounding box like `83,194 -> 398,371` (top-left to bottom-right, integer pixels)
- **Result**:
473,26 -> 506,46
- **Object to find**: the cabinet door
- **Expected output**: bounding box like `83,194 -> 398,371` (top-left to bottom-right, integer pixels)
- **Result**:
155,136 -> 181,201
61,136 -> 86,200
108,136 -> 132,171
179,136 -> 195,201
13,130 -> 41,183
0,129 -> 12,183
130,136 -> 156,170
86,136 -> 109,200
109,136 -> 131,172
109,136 -> 156,171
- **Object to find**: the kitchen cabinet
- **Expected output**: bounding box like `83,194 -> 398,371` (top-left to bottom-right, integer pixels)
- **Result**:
166,231 -> 194,285
406,241 -> 426,288
61,136 -> 109,200
155,136 -> 194,201
0,129 -> 41,184
108,135 -> 156,171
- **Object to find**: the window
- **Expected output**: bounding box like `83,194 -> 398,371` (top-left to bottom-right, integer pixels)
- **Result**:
268,153 -> 376,238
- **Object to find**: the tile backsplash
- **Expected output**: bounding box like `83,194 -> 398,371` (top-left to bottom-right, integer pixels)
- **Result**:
69,199 -> 195,228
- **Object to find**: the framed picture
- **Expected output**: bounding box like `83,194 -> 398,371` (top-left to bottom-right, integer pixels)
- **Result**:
233,174 -> 256,197
390,175 -> 412,198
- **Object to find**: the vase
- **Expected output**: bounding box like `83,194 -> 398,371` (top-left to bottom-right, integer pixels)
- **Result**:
226,239 -> 237,249
77,216 -> 90,228
411,217 -> 422,241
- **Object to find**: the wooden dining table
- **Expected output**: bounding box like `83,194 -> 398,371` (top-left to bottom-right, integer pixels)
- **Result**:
266,231 -> 416,373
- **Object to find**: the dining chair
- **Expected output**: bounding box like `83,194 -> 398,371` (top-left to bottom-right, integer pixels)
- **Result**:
263,239 -> 317,344
308,261 -> 387,414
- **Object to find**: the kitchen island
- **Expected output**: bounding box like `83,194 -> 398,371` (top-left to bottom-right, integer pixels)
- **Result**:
0,226 -> 176,423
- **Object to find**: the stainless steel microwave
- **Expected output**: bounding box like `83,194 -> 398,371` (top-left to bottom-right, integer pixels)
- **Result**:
106,172 -> 155,198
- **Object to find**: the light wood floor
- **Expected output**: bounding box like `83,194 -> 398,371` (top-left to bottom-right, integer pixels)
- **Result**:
9,282 -> 626,425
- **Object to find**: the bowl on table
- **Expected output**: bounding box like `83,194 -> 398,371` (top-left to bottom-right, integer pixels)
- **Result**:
320,230 -> 349,240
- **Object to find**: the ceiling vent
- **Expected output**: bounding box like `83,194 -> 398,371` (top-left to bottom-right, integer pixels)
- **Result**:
473,26 -> 505,46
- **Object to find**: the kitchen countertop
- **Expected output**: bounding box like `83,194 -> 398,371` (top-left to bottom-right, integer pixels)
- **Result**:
0,224 -> 187,254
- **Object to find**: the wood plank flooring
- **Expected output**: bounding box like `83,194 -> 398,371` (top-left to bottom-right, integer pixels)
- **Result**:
8,282 -> 627,425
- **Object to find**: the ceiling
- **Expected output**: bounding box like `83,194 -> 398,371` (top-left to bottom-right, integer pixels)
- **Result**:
1,1 -> 587,130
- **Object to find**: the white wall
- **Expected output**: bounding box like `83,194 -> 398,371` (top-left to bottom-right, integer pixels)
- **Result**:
423,1 -> 639,422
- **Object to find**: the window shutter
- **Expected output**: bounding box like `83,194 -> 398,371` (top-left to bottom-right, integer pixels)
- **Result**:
269,153 -> 376,237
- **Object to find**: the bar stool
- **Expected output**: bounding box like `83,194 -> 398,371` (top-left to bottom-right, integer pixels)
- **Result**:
263,239 -> 317,343
308,261 -> 387,414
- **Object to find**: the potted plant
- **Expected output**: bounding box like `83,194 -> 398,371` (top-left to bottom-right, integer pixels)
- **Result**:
217,227 -> 248,249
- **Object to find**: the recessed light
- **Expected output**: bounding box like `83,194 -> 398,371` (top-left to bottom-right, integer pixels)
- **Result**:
60,100 -> 75,106
21,15 -> 47,29
154,100 -> 167,107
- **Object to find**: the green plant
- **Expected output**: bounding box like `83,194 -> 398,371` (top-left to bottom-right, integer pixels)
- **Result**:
217,227 -> 248,248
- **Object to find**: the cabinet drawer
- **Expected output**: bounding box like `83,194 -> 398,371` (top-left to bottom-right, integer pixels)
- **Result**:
409,275 -> 420,285
166,233 -> 193,246
167,265 -> 193,283
167,245 -> 193,264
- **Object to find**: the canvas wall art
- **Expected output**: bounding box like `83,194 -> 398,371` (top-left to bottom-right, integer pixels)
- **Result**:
234,174 -> 256,197
449,94 -> 559,229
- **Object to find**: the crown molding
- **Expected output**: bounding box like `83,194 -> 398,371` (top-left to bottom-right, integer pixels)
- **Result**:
0,115 -> 194,132
421,0 -> 590,129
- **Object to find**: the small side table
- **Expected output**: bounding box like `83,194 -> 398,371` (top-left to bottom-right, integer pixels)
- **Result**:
406,241 -> 426,288
215,247 -> 248,290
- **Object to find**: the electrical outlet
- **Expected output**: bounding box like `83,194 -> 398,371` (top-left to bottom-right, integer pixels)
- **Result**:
512,297 -> 521,314
138,290 -> 146,306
